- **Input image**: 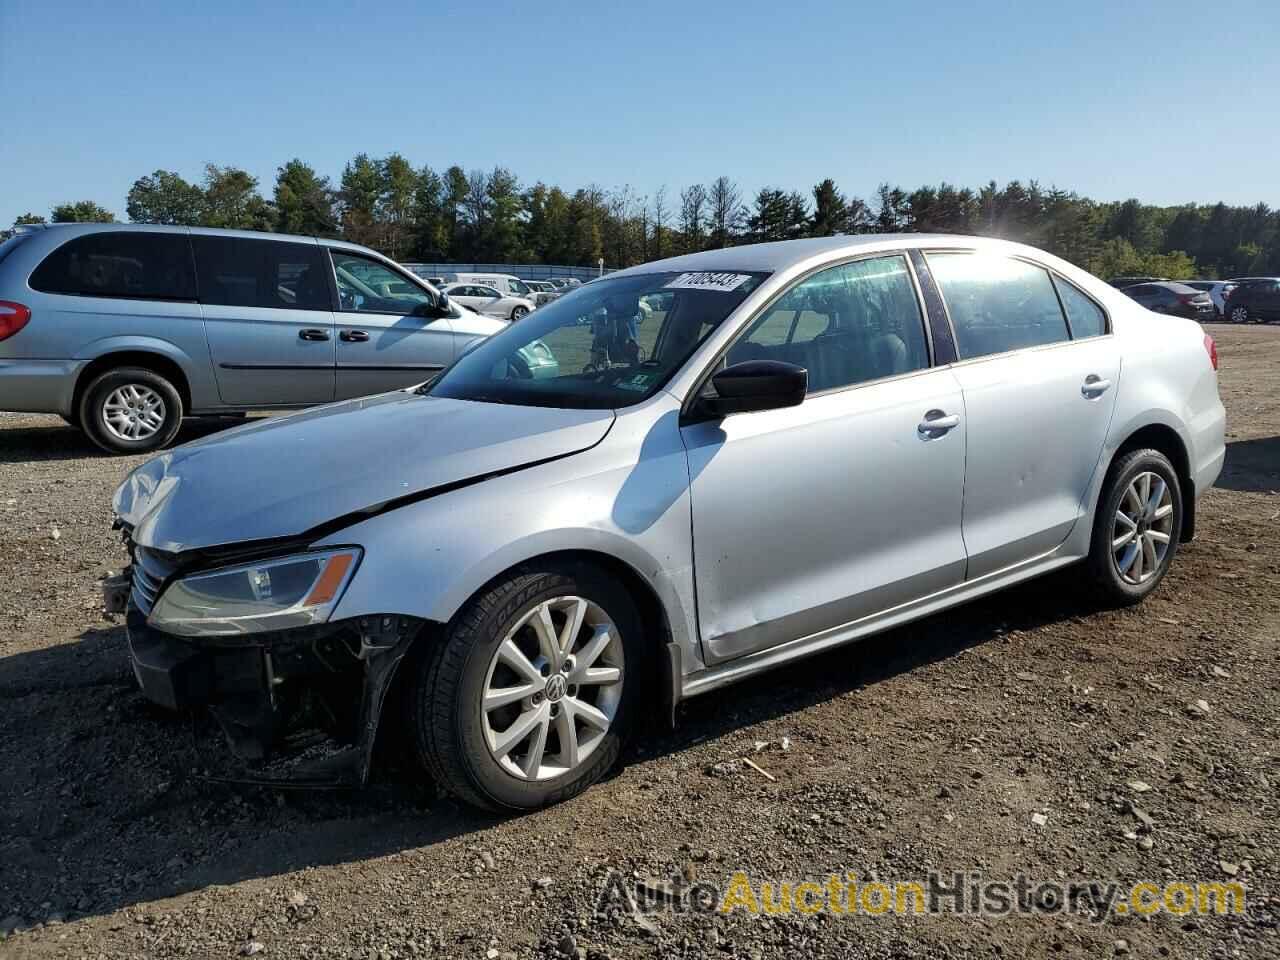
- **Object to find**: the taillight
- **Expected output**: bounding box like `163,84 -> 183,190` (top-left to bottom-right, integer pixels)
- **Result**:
0,301 -> 31,341
1203,333 -> 1218,371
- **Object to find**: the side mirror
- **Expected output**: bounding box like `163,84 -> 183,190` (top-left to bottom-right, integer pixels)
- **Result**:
697,360 -> 807,417
415,292 -> 450,318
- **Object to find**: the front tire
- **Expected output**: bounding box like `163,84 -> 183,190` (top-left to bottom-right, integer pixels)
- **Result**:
79,366 -> 184,454
1230,305 -> 1250,324
408,562 -> 641,811
1086,449 -> 1182,605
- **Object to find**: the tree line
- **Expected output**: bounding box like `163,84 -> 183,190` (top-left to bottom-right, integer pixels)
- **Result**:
9,156 -> 1279,280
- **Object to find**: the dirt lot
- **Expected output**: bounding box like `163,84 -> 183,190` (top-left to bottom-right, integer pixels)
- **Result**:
2,326 -> 1278,959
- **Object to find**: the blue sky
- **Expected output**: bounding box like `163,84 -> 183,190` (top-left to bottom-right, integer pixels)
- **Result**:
2,0 -> 1277,226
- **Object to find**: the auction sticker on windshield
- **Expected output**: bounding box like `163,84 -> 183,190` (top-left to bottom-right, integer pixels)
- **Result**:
665,272 -> 753,292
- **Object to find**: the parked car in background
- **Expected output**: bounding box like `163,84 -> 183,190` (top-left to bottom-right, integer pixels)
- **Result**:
524,280 -> 560,306
441,272 -> 538,302
0,224 -> 515,453
110,234 -> 1223,809
1223,277 -> 1280,324
1120,281 -> 1215,320
1180,280 -> 1236,319
444,282 -> 536,320
1108,276 -> 1168,289
549,278 -> 583,290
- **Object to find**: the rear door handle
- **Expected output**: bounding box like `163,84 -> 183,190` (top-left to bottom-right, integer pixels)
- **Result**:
299,328 -> 330,342
340,329 -> 369,343
1082,375 -> 1111,397
918,410 -> 960,437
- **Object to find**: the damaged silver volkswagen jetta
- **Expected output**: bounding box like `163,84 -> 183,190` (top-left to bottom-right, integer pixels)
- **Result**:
110,235 -> 1225,810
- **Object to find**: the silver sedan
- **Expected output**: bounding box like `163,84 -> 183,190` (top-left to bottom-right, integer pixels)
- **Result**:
111,234 -> 1225,809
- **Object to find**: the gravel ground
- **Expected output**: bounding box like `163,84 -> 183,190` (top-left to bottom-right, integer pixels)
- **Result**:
1,326 -> 1278,959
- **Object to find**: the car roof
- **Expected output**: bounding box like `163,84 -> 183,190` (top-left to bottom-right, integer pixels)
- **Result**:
16,221 -> 386,258
608,233 -> 1073,279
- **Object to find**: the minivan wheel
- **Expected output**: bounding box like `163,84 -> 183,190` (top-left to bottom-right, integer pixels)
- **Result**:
80,367 -> 184,455
408,562 -> 641,811
1230,305 -> 1249,324
1086,448 -> 1182,605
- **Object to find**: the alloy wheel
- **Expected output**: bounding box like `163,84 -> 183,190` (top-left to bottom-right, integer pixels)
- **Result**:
102,384 -> 166,442
1231,306 -> 1249,324
1112,471 -> 1174,585
481,595 -> 624,781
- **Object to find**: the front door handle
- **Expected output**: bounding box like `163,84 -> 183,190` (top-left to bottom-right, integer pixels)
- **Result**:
340,329 -> 369,343
918,410 -> 960,438
1082,374 -> 1112,397
299,328 -> 330,342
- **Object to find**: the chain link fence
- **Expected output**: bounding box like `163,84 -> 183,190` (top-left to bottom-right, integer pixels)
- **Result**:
402,262 -> 615,283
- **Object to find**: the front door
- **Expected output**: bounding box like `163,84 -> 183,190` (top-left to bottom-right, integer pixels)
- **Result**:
328,250 -> 457,400
193,235 -> 335,406
927,251 -> 1122,578
681,254 -> 968,664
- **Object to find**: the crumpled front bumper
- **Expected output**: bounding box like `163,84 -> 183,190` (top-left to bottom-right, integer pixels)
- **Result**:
126,604 -> 423,788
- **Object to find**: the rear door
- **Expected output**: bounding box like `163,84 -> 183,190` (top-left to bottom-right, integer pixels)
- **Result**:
328,249 -> 456,399
928,252 -> 1120,578
194,235 -> 335,405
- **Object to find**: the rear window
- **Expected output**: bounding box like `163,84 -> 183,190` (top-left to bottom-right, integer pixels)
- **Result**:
192,236 -> 330,311
29,231 -> 196,301
928,252 -> 1070,360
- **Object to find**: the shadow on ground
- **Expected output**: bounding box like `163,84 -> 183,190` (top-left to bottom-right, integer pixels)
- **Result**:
1217,435 -> 1280,494
0,569 -> 1105,926
0,416 -> 256,465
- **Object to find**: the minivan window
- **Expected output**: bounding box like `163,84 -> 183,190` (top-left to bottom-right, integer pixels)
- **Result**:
330,251 -> 432,314
192,236 -> 330,311
30,231 -> 196,301
726,255 -> 929,393
928,252 -> 1070,359
1053,276 -> 1107,338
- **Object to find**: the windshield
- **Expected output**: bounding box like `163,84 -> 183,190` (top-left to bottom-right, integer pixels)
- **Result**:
428,270 -> 769,409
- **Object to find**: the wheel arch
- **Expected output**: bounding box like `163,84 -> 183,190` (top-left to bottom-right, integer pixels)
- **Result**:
386,547 -> 680,735
73,349 -> 194,418
1108,422 -> 1196,542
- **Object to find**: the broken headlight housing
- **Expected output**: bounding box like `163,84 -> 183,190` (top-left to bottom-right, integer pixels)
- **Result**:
148,549 -> 362,638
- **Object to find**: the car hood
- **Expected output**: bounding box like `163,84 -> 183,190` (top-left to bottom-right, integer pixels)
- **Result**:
114,392 -> 615,553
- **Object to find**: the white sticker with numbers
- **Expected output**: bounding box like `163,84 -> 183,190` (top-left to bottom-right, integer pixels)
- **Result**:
664,272 -> 752,292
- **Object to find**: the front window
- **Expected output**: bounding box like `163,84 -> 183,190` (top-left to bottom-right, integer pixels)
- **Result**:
330,250 -> 432,314
429,270 -> 769,409
508,278 -> 532,297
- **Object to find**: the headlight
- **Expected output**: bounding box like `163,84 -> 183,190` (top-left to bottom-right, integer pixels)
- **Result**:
147,549 -> 361,638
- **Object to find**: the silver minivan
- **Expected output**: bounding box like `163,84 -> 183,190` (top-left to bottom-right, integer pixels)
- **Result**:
0,223 -> 515,452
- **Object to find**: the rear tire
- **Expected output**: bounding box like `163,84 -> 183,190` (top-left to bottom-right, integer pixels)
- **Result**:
1229,305 -> 1250,324
79,366 -> 184,455
511,305 -> 529,321
1086,449 -> 1182,605
407,561 -> 642,812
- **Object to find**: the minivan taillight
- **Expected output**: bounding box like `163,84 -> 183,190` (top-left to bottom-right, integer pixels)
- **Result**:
0,301 -> 31,341
1203,333 -> 1218,371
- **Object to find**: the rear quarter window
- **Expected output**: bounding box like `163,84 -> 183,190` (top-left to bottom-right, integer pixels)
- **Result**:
1052,276 -> 1108,338
29,231 -> 196,301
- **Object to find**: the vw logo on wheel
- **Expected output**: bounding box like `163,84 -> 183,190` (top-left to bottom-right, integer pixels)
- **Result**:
544,674 -> 568,702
